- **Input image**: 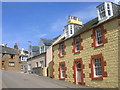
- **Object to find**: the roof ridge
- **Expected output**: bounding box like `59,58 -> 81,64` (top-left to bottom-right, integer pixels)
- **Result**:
41,38 -> 54,40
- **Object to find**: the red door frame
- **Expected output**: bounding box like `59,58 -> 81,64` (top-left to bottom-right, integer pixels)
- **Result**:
73,58 -> 85,85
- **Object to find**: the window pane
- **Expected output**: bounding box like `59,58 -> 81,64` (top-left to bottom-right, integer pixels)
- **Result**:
96,29 -> 103,45
70,30 -> 72,34
77,62 -> 81,69
107,4 -> 110,9
108,10 -> 111,16
94,58 -> 102,77
60,44 -> 64,56
99,5 -> 106,19
75,37 -> 80,52
61,64 -> 65,78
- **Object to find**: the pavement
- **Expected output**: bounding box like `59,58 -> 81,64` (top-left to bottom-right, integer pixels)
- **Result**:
26,73 -> 89,88
2,70 -> 89,88
0,70 -> 2,89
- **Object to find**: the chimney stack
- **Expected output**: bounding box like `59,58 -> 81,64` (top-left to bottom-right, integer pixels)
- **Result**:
14,43 -> 19,50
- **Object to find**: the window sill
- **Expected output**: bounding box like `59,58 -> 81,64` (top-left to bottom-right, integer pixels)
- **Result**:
60,78 -> 65,80
74,51 -> 80,54
58,53 -> 65,58
94,44 -> 104,48
92,76 -> 103,80
78,82 -> 85,85
59,55 -> 64,58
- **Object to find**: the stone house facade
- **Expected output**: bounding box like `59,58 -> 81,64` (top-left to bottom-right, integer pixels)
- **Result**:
27,53 -> 46,76
19,48 -> 29,73
1,46 -> 20,71
52,2 -> 120,88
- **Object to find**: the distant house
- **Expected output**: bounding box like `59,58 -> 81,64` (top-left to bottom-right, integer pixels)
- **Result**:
27,53 -> 45,76
39,38 -> 54,55
46,35 -> 62,77
27,45 -> 40,73
28,45 -> 40,58
38,38 -> 54,76
1,45 -> 20,71
19,48 -> 29,73
27,38 -> 54,75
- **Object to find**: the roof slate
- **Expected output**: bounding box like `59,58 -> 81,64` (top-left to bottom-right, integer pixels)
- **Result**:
30,46 -> 39,52
41,38 -> 54,46
56,5 -> 120,44
1,46 -> 19,55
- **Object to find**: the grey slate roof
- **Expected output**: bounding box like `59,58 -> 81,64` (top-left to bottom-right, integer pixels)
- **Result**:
28,46 -> 40,57
41,38 -> 54,46
53,35 -> 61,40
27,52 -> 46,60
1,46 -> 19,55
56,4 -> 120,44
30,46 -> 39,52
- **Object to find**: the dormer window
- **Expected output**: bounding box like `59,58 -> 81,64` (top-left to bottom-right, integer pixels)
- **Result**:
70,25 -> 73,34
98,5 -> 106,19
107,4 -> 111,16
97,2 -> 113,22
40,46 -> 45,54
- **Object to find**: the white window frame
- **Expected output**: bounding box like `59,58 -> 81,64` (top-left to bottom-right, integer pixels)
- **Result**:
60,43 -> 64,56
40,61 -> 44,68
60,64 -> 65,79
28,64 -> 32,71
98,4 -> 106,20
40,45 -> 45,54
98,2 -> 113,22
36,62 -> 38,67
95,29 -> 103,46
9,62 -> 15,67
68,24 -> 74,36
105,2 -> 113,18
93,58 -> 102,77
70,25 -> 73,34
75,37 -> 80,52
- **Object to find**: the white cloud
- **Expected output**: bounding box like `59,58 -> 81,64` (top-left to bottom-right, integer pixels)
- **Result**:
112,0 -> 120,4
35,33 -> 47,38
51,18 -> 66,32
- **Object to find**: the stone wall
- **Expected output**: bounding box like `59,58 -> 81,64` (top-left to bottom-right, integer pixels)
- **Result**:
2,54 -> 20,71
53,18 -> 119,88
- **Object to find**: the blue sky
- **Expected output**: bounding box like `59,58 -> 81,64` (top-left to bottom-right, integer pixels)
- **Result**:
2,2 -> 102,50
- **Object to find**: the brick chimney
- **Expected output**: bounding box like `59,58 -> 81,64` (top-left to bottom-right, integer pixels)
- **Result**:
14,43 -> 19,50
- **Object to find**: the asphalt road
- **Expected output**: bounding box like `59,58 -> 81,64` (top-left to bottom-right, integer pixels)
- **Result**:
2,70 -> 67,88
1,70 -> 108,90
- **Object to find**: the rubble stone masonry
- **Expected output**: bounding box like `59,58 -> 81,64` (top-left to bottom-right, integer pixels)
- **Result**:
53,17 -> 120,88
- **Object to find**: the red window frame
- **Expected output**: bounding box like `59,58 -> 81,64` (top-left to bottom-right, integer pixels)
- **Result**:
58,42 -> 66,58
89,54 -> 107,80
91,25 -> 108,48
58,62 -> 67,80
72,35 -> 83,54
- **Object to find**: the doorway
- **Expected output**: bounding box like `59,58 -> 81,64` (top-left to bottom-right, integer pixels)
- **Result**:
74,59 -> 84,85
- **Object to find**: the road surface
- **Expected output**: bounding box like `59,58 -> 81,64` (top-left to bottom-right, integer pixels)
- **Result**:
2,70 -> 67,88
2,70 -> 89,88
